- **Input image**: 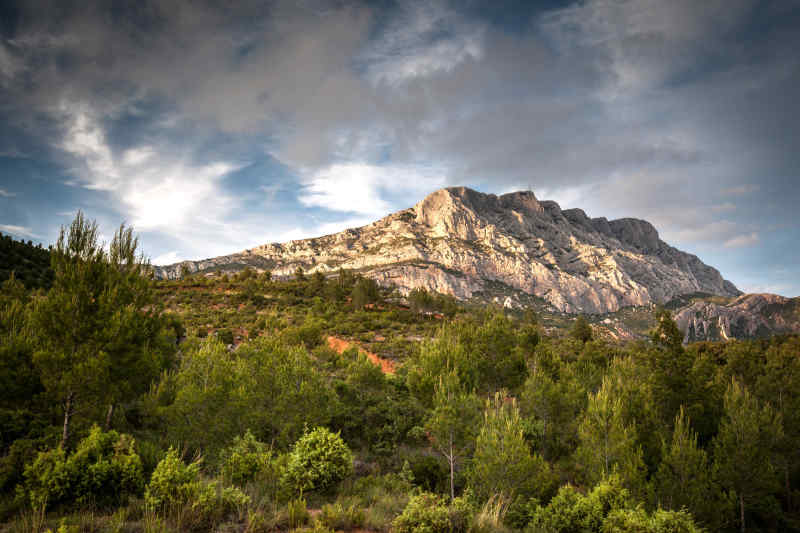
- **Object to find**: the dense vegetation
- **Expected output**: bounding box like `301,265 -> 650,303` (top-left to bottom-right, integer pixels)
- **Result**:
1,213 -> 799,532
0,232 -> 52,290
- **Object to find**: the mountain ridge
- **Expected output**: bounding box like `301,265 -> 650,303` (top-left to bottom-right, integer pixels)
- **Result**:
154,186 -> 741,315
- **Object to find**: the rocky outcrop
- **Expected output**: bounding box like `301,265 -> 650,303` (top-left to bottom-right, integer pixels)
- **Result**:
675,293 -> 800,342
154,187 -> 741,313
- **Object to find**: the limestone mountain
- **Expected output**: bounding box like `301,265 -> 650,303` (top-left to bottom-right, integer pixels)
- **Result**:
154,187 -> 741,314
674,293 -> 800,343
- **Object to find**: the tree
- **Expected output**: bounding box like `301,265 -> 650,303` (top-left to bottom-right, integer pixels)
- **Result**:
756,336 -> 800,512
654,407 -> 722,528
571,315 -> 593,343
424,371 -> 481,500
351,276 -> 381,309
713,379 -> 783,533
467,392 -> 553,502
575,375 -> 645,492
29,213 -> 167,448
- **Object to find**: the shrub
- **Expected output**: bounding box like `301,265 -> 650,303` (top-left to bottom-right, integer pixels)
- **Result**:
287,497 -> 310,528
392,492 -> 451,533
23,426 -> 144,510
145,447 -> 249,530
319,499 -> 366,530
144,447 -> 201,509
285,427 -> 353,493
219,430 -> 271,486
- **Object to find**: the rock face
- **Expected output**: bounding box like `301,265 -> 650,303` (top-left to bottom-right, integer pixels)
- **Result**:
154,187 -> 741,313
674,294 -> 800,343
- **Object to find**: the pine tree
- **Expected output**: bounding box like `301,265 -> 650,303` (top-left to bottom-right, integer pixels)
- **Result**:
576,375 -> 645,492
30,213 -> 167,448
570,315 -> 593,343
424,371 -> 481,500
713,379 -> 783,533
654,407 -> 721,527
467,392 -> 552,502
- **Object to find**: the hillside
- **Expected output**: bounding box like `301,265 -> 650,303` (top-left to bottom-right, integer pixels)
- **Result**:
154,187 -> 739,314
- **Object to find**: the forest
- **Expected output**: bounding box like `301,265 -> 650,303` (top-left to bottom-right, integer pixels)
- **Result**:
1,213 -> 799,533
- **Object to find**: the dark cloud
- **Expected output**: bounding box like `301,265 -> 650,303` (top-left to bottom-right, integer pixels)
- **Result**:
0,0 -> 798,294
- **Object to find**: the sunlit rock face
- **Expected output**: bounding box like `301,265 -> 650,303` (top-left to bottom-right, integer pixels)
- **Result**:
154,187 -> 740,313
675,293 -> 800,342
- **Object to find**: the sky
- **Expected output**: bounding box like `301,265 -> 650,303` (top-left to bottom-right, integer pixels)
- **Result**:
0,0 -> 798,296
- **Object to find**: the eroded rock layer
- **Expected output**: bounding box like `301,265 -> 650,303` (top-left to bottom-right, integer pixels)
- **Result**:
154,187 -> 740,313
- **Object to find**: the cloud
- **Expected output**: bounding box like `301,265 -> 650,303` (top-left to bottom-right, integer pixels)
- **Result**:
724,184 -> 759,196
152,250 -> 182,265
0,224 -> 40,239
299,163 -> 446,217
0,188 -> 16,197
724,232 -> 759,248
56,102 -> 248,257
360,1 -> 484,85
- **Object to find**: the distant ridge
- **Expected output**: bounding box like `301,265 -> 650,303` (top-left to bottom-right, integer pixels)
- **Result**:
154,186 -> 740,315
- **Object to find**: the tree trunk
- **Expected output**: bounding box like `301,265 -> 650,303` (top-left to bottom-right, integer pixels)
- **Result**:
449,436 -> 455,501
740,492 -> 746,533
105,403 -> 115,430
61,392 -> 74,449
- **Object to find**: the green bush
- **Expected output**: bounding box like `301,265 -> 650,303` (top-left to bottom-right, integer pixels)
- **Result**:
285,427 -> 353,493
319,499 -> 366,530
145,447 -> 249,530
219,430 -> 271,486
392,492 -> 451,533
23,426 -> 144,510
144,447 -> 201,509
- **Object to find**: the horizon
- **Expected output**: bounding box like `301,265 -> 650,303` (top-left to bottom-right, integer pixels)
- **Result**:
1,1 -> 798,296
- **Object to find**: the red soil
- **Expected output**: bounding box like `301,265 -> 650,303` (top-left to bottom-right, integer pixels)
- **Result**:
326,336 -> 396,375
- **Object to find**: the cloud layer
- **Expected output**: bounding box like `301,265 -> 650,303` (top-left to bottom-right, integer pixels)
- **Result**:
0,0 -> 798,294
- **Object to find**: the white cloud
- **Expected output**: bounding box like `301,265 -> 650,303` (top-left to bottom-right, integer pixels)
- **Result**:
724,232 -> 759,248
0,188 -> 16,197
299,163 -> 446,217
0,224 -> 40,239
57,102 -> 249,258
362,1 -> 484,85
152,250 -> 182,265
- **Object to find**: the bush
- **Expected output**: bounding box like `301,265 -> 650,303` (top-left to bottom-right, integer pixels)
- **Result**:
144,447 -> 200,509
319,500 -> 366,530
392,492 -> 451,533
219,430 -> 271,486
285,427 -> 353,493
23,426 -> 144,510
145,447 -> 249,530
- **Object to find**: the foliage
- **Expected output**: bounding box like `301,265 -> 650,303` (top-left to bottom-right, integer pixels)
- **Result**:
23,426 -> 144,510
144,447 -> 202,509
219,430 -> 272,486
285,427 -> 354,494
424,370 -> 481,500
575,375 -> 646,493
392,492 -> 453,533
468,393 -> 553,503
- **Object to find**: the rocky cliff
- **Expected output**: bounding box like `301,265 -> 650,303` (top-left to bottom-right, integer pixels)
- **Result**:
674,293 -> 800,343
154,187 -> 741,313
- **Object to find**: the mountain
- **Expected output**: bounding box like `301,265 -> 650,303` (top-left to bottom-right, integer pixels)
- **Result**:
674,293 -> 800,343
154,186 -> 741,315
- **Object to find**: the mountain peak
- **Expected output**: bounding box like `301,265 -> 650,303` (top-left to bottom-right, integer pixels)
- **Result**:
155,186 -> 740,313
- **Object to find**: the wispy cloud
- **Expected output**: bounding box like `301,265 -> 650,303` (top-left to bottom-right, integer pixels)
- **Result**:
0,224 -> 40,239
0,188 -> 16,198
724,232 -> 759,248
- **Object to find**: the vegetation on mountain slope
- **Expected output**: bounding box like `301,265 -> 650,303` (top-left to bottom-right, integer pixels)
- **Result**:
1,214 -> 799,532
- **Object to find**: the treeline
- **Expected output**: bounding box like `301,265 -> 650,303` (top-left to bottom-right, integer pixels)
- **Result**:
0,232 -> 52,290
1,213 -> 799,533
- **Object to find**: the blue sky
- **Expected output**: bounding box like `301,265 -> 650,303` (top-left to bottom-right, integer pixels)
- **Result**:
0,0 -> 798,296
